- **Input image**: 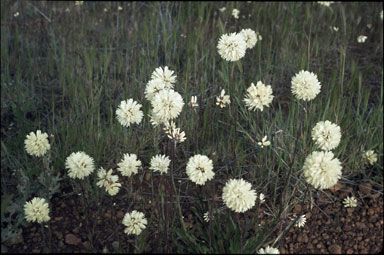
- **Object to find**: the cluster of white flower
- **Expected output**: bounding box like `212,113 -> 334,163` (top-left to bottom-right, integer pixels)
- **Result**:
317,1 -> 334,7
291,70 -> 321,101
216,89 -> 231,108
186,155 -> 215,185
116,99 -> 143,127
122,210 -> 147,235
222,178 -> 257,213
258,245 -> 280,254
65,151 -> 95,179
244,81 -> 274,111
311,120 -> 341,151
291,214 -> 307,228
24,130 -> 51,157
343,196 -> 358,208
363,150 -> 377,165
258,136 -> 270,148
164,121 -> 186,143
357,35 -> 368,43
232,8 -> 240,19
24,197 -> 50,223
96,168 -> 121,196
188,96 -> 199,110
117,153 -> 142,177
149,154 -> 171,174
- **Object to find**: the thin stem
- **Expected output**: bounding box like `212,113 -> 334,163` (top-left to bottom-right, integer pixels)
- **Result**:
237,213 -> 243,254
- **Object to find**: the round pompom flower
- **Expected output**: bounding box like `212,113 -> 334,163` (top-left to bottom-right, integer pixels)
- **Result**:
302,151 -> 342,190
96,168 -> 121,196
217,32 -> 247,62
363,150 -> 377,165
24,197 -> 50,223
151,89 -> 184,124
186,154 -> 215,185
258,245 -> 280,254
240,28 -> 258,49
311,120 -> 341,151
222,178 -> 257,213
65,151 -> 95,179
291,70 -> 321,101
117,153 -> 142,177
24,130 -> 51,157
116,99 -> 143,127
149,154 -> 171,174
151,66 -> 177,89
122,210 -> 147,235
243,81 -> 274,111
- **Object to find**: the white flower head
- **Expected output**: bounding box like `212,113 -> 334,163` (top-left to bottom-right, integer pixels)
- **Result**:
96,168 -> 121,196
24,130 -> 51,157
217,32 -> 247,62
311,120 -> 341,151
149,154 -> 171,174
258,136 -> 271,148
222,178 -> 257,213
232,8 -> 240,19
14,12 -> 19,17
167,127 -> 186,143
291,214 -> 306,228
259,193 -> 265,203
65,151 -> 95,179
203,211 -> 214,222
219,7 -> 226,12
302,151 -> 342,190
343,196 -> 358,208
381,10 -> 383,21
240,28 -> 258,49
333,26 -> 339,32
258,245 -> 280,254
216,89 -> 231,108
357,35 -> 367,43
118,6 -> 123,11
75,1 -> 84,6
116,99 -> 143,127
151,89 -> 184,124
122,210 -> 147,235
317,1 -> 334,7
186,155 -> 215,185
188,96 -> 199,110
363,150 -> 377,165
291,70 -> 321,101
117,153 -> 142,177
145,79 -> 167,101
24,197 -> 50,223
244,81 -> 274,111
151,66 -> 177,89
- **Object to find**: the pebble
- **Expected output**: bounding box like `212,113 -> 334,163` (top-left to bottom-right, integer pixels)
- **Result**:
297,233 -> 308,243
65,233 -> 82,245
346,248 -> 353,254
293,204 -> 302,213
359,182 -> 372,195
328,244 -> 342,254
145,172 -> 151,181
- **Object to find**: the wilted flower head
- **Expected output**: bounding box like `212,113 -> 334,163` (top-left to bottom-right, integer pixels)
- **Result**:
303,151 -> 342,190
96,168 -> 121,196
164,121 -> 186,143
216,89 -> 231,108
291,70 -> 321,101
222,178 -> 257,213
258,136 -> 270,148
258,245 -> 280,254
116,99 -> 143,127
217,32 -> 247,62
24,130 -> 51,157
122,210 -> 147,235
149,154 -> 171,174
363,150 -> 377,165
186,155 -> 215,185
65,151 -> 95,179
240,28 -> 258,49
24,197 -> 50,223
232,8 -> 240,19
203,211 -> 214,222
259,193 -> 265,203
151,66 -> 177,88
291,214 -> 306,228
311,120 -> 341,151
145,79 -> 167,101
343,196 -> 358,208
117,153 -> 142,177
151,89 -> 184,124
317,1 -> 334,7
357,35 -> 368,43
188,96 -> 199,110
244,81 -> 274,111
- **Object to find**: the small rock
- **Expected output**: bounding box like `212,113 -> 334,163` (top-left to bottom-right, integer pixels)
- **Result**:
343,224 -> 352,232
32,249 -> 40,253
293,204 -> 302,213
356,222 -> 366,230
368,208 -> 375,216
145,172 -> 151,181
329,244 -> 342,254
297,233 -> 309,243
347,208 -> 355,214
359,182 -> 372,195
65,233 -> 81,245
117,210 -> 124,219
346,248 -> 353,254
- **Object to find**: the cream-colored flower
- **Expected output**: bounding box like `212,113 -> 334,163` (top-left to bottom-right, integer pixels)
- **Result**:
343,196 -> 358,208
258,136 -> 271,148
149,154 -> 171,174
333,26 -> 339,32
188,96 -> 199,110
118,6 -> 123,11
216,89 -> 231,108
167,127 -> 186,143
363,150 -> 377,165
244,81 -> 274,111
104,8 -> 108,12
259,193 -> 265,203
186,155 -> 215,185
116,99 -> 143,127
24,197 -> 50,223
24,130 -> 51,157
122,210 -> 147,235
240,28 -> 258,49
203,211 -> 214,222
357,35 -> 367,43
217,32 -> 247,62
258,246 -> 280,254
232,8 -> 240,19
145,79 -> 167,102
317,1 -> 334,7
75,1 -> 84,6
151,66 -> 177,89
291,70 -> 321,101
117,153 -> 142,177
219,7 -> 226,12
291,214 -> 306,228
222,178 -> 257,213
14,12 -> 19,17
381,10 -> 383,21
65,151 -> 95,179
311,120 -> 341,151
96,168 -> 121,196
151,89 -> 184,123
302,151 -> 342,190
